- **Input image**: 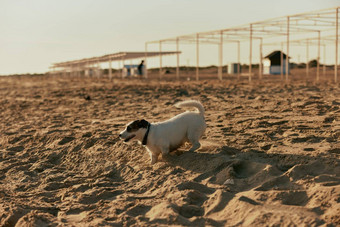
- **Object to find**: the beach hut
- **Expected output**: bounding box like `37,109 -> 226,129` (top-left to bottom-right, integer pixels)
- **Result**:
263,51 -> 290,75
228,63 -> 241,74
122,65 -> 139,77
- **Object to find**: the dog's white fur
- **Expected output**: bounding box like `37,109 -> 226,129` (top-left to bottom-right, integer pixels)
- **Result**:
119,100 -> 206,164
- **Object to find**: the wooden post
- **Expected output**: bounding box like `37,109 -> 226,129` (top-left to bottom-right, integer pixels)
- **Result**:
196,33 -> 199,81
306,39 -> 309,79
109,56 -> 112,80
97,61 -> 100,78
79,63 -> 82,78
249,24 -> 253,82
323,44 -> 326,78
144,43 -> 148,79
176,37 -> 180,80
259,38 -> 263,80
75,64 -> 78,78
85,60 -> 88,78
122,58 -> 125,78
159,41 -> 162,80
317,31 -> 321,82
335,7 -> 338,83
281,42 -> 284,80
238,41 -> 241,80
218,31 -> 223,80
286,16 -> 290,82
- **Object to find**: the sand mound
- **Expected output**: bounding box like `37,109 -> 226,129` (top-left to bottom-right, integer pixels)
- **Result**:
0,76 -> 339,226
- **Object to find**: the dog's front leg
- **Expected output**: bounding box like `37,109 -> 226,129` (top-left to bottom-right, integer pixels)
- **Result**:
160,146 -> 169,155
150,153 -> 158,164
146,148 -> 158,165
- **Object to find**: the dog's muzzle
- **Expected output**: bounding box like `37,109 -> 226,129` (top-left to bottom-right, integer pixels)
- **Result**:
120,134 -> 135,142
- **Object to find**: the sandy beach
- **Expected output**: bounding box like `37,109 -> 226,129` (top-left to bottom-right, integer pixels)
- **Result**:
0,74 -> 339,226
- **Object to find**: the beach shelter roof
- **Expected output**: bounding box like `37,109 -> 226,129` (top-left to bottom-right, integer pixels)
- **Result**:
264,51 -> 290,59
51,51 -> 180,69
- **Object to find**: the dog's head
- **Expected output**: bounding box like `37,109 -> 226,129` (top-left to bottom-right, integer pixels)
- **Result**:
119,119 -> 149,143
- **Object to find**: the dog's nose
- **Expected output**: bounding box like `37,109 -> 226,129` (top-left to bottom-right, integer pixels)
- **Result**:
119,134 -> 122,138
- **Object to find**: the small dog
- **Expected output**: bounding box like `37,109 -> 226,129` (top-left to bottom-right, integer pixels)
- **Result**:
119,100 -> 206,164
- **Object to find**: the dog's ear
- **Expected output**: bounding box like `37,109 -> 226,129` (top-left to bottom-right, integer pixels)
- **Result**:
139,119 -> 149,128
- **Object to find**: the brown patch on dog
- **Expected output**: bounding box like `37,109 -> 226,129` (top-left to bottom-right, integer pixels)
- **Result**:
126,120 -> 149,132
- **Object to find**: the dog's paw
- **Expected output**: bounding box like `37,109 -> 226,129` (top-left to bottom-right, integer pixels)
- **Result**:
150,157 -> 157,165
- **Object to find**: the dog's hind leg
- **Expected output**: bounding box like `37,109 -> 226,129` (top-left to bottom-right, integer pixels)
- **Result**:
160,145 -> 171,161
189,141 -> 201,152
187,127 -> 203,152
160,146 -> 170,155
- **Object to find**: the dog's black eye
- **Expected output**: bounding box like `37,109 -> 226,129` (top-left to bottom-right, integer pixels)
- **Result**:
127,126 -> 132,132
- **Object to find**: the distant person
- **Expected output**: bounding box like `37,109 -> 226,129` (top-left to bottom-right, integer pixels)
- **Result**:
138,60 -> 144,77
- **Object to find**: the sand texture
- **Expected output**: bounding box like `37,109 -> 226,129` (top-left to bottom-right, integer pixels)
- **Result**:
0,75 -> 339,226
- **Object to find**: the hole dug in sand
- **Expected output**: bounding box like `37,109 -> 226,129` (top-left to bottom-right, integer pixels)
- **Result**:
209,160 -> 284,192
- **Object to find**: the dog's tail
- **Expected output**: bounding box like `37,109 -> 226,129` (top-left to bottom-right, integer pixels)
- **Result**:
174,100 -> 205,115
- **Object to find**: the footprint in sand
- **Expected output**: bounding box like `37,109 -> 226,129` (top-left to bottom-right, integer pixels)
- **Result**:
7,146 -> 25,152
58,136 -> 75,145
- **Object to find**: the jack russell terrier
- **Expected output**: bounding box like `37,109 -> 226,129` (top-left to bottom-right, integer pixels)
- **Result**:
119,100 -> 206,164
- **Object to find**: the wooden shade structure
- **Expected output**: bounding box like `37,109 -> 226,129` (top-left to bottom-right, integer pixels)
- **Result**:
50,51 -> 180,78
147,7 -> 340,83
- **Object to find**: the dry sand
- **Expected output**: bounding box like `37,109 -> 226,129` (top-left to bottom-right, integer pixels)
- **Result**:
0,75 -> 339,226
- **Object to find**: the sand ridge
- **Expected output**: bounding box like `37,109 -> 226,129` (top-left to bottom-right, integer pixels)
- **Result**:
0,76 -> 339,226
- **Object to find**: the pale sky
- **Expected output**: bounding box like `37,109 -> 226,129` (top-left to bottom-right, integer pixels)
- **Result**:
1,0 -> 339,75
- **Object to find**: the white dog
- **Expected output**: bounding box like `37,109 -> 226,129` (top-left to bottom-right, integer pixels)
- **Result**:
119,100 -> 206,164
